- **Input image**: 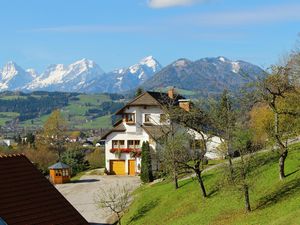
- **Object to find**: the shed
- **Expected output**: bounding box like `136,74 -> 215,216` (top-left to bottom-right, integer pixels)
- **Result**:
49,161 -> 71,184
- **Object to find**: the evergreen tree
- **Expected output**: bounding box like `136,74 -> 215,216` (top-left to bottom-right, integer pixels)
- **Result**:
140,141 -> 153,183
135,88 -> 144,97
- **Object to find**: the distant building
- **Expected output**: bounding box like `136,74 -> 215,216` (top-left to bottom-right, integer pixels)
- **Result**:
0,139 -> 13,147
0,154 -> 88,225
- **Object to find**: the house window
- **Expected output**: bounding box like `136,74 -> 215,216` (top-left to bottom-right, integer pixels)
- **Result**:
144,114 -> 151,123
124,113 -> 135,123
112,140 -> 125,149
160,114 -> 167,123
128,140 -> 140,149
55,170 -> 62,176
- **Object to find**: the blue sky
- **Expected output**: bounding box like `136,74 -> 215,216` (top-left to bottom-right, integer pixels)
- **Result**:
0,0 -> 299,72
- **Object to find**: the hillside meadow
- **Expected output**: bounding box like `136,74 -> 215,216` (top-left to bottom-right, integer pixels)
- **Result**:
122,143 -> 300,225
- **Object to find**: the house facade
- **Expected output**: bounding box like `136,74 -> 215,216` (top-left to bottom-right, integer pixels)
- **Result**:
102,88 -> 222,176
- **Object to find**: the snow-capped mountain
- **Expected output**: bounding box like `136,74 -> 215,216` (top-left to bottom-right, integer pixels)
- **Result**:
0,61 -> 34,91
0,56 -> 265,96
0,56 -> 161,93
26,58 -> 104,92
142,56 -> 265,95
83,56 -> 162,93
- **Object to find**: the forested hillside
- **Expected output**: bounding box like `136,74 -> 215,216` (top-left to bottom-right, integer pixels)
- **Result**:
0,91 -> 125,132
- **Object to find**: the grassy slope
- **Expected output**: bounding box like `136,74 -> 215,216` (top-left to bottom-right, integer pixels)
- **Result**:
123,143 -> 300,225
18,93 -> 112,129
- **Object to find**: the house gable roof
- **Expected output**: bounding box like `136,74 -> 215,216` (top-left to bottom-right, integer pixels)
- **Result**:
101,120 -> 126,139
141,124 -> 171,141
0,154 -> 89,225
115,91 -> 185,115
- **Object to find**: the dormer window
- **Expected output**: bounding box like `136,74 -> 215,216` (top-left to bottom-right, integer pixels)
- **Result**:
144,114 -> 151,123
124,113 -> 135,124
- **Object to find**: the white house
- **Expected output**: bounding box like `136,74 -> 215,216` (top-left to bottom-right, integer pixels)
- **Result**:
101,88 -> 222,176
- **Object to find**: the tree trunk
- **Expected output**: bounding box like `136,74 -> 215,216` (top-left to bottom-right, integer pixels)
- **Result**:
279,149 -> 288,180
243,183 -> 251,212
117,213 -> 122,225
228,156 -> 234,182
195,168 -> 207,198
240,153 -> 251,212
174,169 -> 179,189
273,111 -> 288,180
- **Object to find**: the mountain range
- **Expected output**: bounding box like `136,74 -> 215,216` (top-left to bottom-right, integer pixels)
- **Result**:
0,56 -> 265,95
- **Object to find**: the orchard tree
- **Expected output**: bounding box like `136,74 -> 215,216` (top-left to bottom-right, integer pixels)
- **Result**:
256,66 -> 300,180
231,128 -> 256,212
161,105 -> 212,197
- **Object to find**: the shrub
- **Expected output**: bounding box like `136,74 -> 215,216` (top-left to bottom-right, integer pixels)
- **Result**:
140,141 -> 153,183
86,147 -> 105,169
61,149 -> 89,176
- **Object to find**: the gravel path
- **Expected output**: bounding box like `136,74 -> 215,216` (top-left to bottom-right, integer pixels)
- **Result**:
56,175 -> 141,224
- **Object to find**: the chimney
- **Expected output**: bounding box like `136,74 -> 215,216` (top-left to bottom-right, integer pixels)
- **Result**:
168,87 -> 175,99
179,99 -> 191,112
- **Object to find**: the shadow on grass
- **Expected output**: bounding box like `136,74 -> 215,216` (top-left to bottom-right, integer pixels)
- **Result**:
285,169 -> 300,177
128,199 -> 159,223
207,187 -> 219,198
256,178 -> 300,210
180,179 -> 194,188
71,179 -> 100,183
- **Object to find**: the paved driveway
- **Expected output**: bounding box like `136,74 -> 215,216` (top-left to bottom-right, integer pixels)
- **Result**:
55,175 -> 141,224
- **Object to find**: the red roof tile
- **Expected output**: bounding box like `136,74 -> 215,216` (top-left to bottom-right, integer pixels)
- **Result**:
0,154 -> 89,225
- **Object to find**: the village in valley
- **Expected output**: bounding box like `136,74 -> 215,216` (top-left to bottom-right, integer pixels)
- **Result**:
1,1 -> 300,225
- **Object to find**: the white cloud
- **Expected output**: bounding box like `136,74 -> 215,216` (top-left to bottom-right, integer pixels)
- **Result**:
148,0 -> 204,8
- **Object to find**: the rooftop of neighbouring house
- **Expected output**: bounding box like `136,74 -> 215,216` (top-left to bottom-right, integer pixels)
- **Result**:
0,154 -> 89,225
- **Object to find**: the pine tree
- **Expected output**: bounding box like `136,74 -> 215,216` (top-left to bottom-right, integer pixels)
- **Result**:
135,88 -> 144,97
140,141 -> 153,183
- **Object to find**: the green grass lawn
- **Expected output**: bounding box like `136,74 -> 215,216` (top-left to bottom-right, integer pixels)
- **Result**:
0,112 -> 19,126
122,143 -> 300,225
75,115 -> 112,129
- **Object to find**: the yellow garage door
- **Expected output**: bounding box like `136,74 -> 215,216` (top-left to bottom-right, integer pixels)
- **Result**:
128,160 -> 136,176
110,160 -> 125,175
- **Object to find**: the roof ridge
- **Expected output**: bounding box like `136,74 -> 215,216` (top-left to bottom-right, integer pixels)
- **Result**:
0,153 -> 25,158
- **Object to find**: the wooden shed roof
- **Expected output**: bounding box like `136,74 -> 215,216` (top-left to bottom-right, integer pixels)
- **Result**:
0,154 -> 89,225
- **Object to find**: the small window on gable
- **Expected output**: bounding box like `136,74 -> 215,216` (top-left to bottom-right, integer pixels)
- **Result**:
144,114 -> 151,123
124,113 -> 135,123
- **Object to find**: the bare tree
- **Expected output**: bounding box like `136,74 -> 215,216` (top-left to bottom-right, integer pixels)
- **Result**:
95,182 -> 131,225
231,128 -> 256,212
258,66 -> 300,180
160,104 -> 214,197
